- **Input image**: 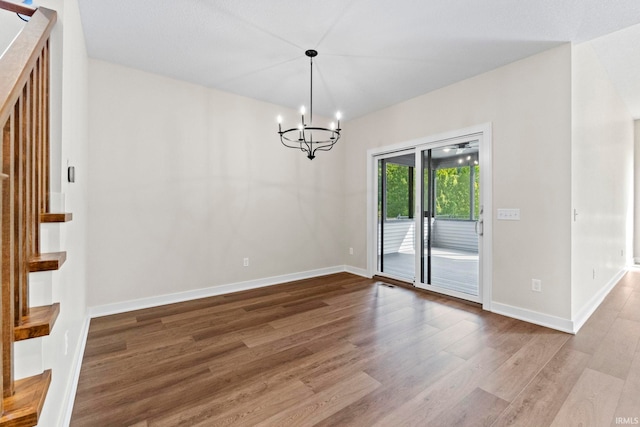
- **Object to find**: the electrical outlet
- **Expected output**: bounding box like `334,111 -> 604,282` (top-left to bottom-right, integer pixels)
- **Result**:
243,258 -> 249,267
349,247 -> 354,255
593,268 -> 596,279
531,279 -> 542,292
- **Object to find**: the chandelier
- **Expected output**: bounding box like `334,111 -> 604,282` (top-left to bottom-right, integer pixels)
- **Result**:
277,50 -> 341,160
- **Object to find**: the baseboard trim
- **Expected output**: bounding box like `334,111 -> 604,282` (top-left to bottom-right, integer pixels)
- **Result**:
572,267 -> 627,334
491,302 -> 574,334
344,265 -> 371,278
88,265 -> 348,318
59,315 -> 90,427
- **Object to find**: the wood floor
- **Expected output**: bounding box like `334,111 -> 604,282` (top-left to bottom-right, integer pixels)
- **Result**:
70,271 -> 640,426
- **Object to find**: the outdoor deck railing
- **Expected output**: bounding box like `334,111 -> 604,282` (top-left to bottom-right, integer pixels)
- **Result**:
379,218 -> 479,254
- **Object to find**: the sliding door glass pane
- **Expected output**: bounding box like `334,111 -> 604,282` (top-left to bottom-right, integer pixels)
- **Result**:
422,144 -> 480,296
377,154 -> 415,280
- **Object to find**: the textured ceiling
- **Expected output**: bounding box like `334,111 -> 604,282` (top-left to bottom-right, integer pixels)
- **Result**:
77,0 -> 640,120
590,23 -> 640,118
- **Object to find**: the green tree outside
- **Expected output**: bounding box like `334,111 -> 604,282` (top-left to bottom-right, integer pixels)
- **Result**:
381,162 -> 480,221
385,164 -> 411,218
434,165 -> 480,220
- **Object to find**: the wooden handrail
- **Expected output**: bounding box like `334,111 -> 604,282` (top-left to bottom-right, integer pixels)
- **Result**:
0,5 -> 58,424
0,8 -> 56,128
0,0 -> 36,17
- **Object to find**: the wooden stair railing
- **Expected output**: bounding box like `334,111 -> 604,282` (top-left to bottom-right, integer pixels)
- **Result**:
0,0 -> 35,16
0,3 -> 71,426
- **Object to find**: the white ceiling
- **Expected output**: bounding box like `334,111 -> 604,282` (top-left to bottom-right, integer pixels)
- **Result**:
76,0 -> 640,120
590,23 -> 640,118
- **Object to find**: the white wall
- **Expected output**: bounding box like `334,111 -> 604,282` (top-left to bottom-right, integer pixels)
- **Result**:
34,1 -> 90,425
344,45 -> 573,320
0,8 -> 25,56
570,43 -> 634,318
635,120 -> 640,262
87,60 -> 345,308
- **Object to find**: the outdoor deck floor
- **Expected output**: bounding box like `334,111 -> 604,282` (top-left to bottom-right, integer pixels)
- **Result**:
381,247 -> 479,296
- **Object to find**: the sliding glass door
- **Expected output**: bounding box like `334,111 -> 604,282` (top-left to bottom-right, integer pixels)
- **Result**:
420,141 -> 480,298
373,135 -> 484,303
377,152 -> 416,281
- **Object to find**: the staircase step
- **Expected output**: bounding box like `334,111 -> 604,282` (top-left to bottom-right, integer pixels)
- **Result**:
14,303 -> 60,341
40,212 -> 73,223
0,370 -> 51,427
28,251 -> 66,272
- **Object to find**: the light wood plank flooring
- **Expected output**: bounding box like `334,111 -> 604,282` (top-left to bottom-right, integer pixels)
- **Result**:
70,271 -> 640,426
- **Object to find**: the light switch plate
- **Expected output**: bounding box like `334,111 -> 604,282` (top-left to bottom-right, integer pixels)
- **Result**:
497,208 -> 520,220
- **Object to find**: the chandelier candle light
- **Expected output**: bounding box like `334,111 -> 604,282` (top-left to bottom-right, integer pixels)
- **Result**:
277,49 -> 342,160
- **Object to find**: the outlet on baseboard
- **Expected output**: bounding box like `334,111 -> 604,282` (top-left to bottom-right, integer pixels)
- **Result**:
531,279 -> 542,292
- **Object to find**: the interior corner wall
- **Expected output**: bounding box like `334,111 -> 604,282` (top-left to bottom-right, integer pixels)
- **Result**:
570,42 -> 634,319
87,60 -> 345,308
635,119 -> 640,263
344,45 -> 573,320
34,0 -> 90,425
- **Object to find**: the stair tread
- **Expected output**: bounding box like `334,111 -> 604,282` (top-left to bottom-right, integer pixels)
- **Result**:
14,303 -> 60,341
40,212 -> 73,223
28,251 -> 66,272
0,370 -> 51,427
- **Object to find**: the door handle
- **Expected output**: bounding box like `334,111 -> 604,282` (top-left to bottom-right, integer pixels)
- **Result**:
475,220 -> 483,236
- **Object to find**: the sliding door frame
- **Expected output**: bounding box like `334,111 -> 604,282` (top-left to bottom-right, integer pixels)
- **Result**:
366,123 -> 493,310
372,148 -> 417,282
416,135 -> 482,303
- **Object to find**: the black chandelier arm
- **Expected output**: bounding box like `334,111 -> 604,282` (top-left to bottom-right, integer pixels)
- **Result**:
308,137 -> 338,156
278,127 -> 302,136
300,126 -> 340,133
313,142 -> 338,152
279,132 -> 339,160
278,133 -> 304,149
278,126 -> 340,133
278,133 -> 322,151
279,128 -> 341,145
278,129 -> 304,144
310,143 -> 337,158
